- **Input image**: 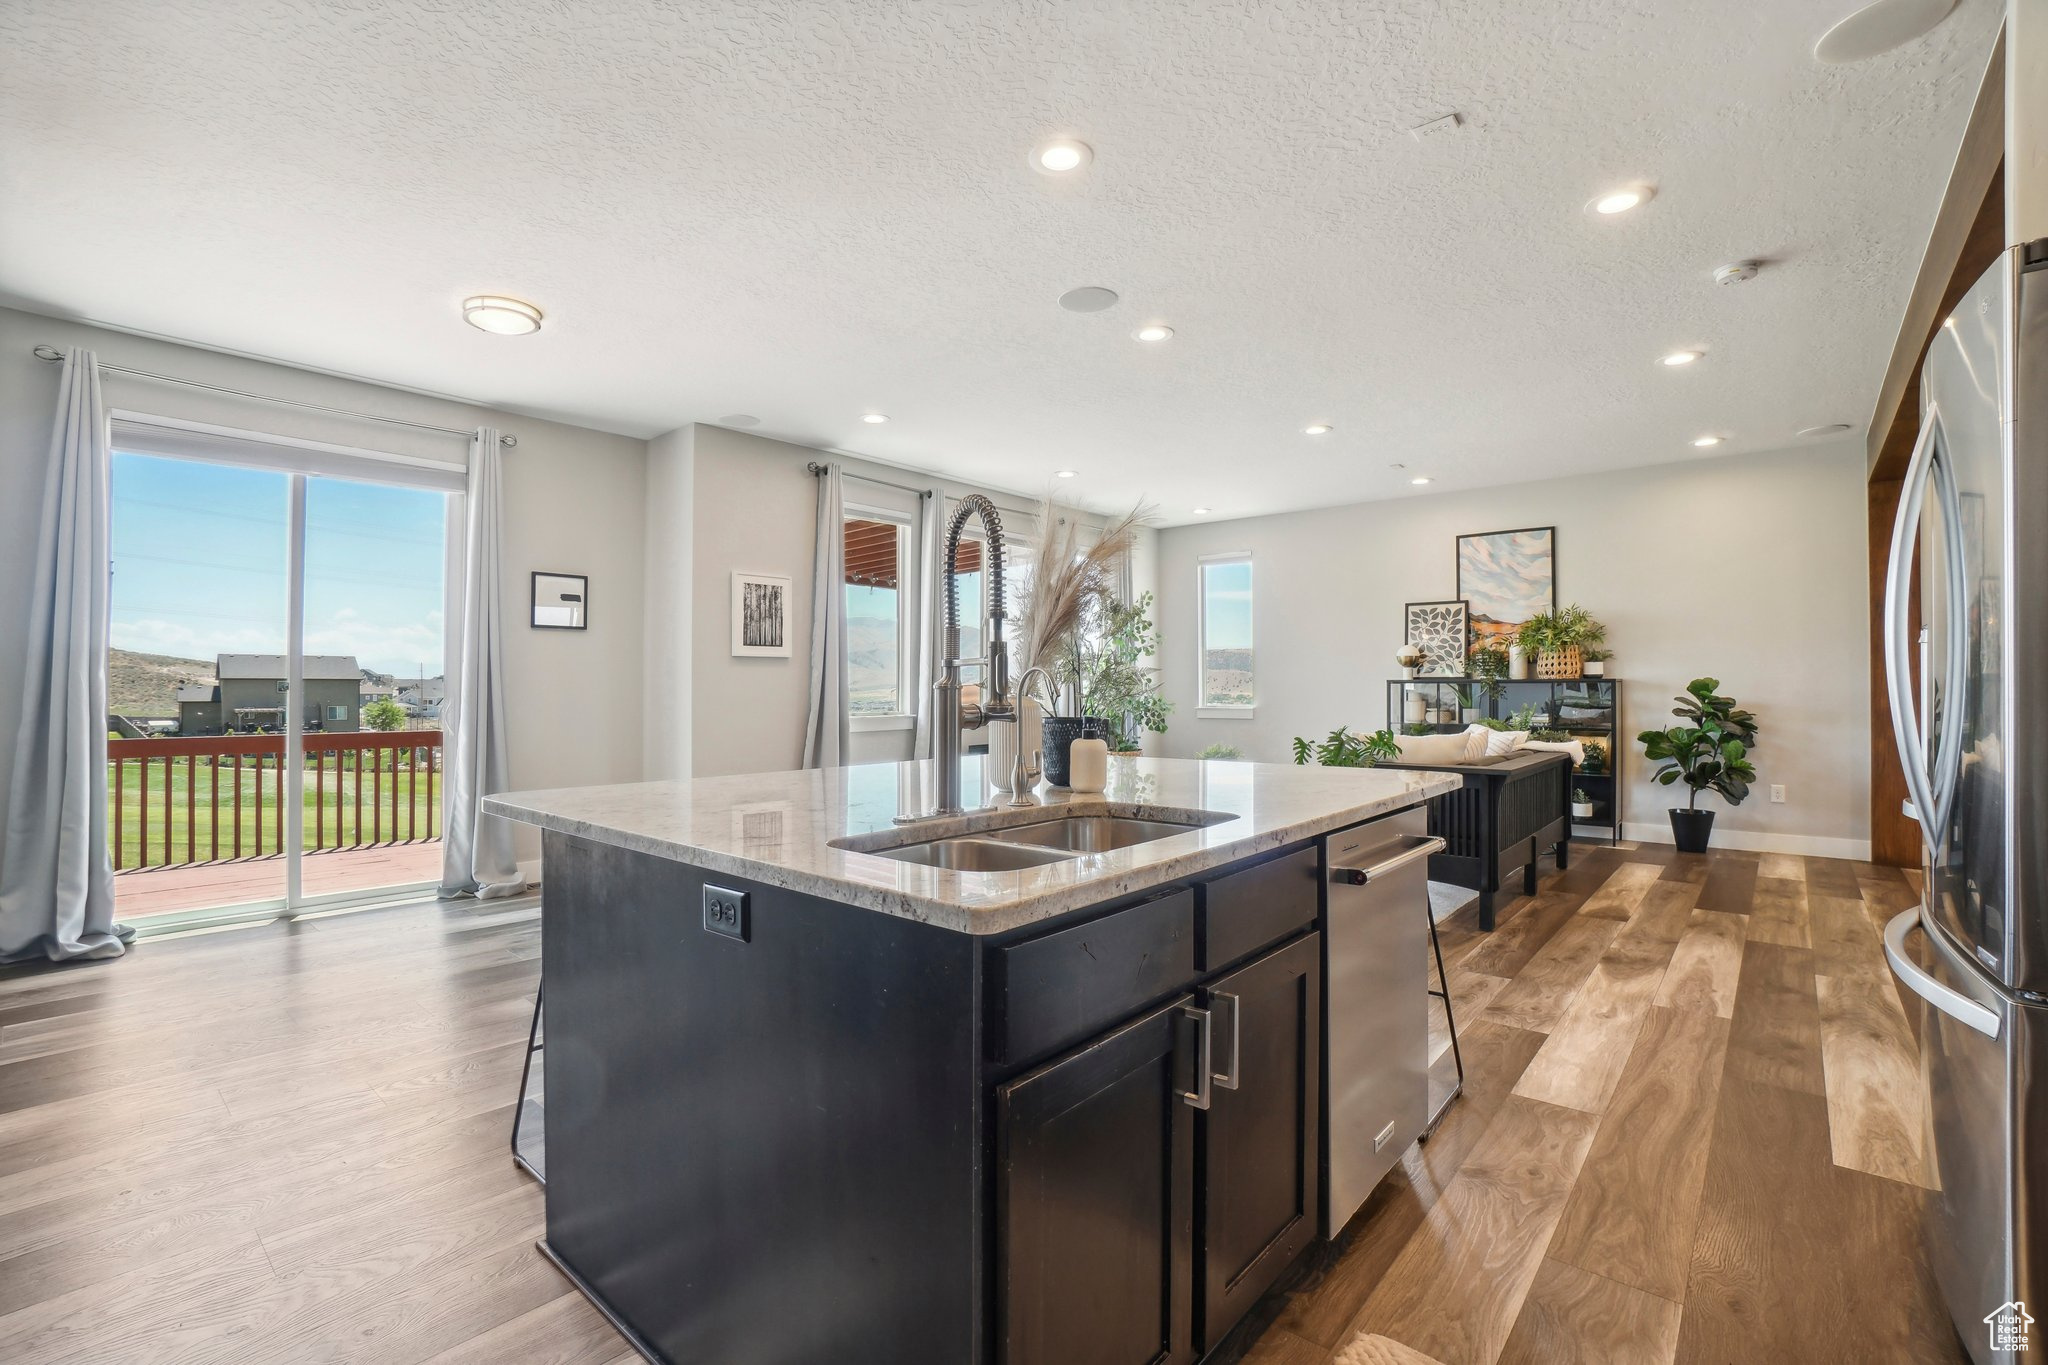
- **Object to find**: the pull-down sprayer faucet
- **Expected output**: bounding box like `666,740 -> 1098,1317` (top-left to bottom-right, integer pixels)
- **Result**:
907,493 -> 1015,820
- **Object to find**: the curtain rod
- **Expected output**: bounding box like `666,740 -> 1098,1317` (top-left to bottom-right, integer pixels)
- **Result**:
31,344 -> 517,447
807,460 -> 932,500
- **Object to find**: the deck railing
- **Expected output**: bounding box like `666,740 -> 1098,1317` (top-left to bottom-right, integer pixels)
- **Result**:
108,731 -> 442,871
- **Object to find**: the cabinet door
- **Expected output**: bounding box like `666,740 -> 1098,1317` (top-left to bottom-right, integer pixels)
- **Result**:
1199,932 -> 1322,1350
997,995 -> 1199,1365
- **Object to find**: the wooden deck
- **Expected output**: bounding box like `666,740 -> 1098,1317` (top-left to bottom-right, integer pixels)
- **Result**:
0,843 -> 1965,1364
113,842 -> 444,919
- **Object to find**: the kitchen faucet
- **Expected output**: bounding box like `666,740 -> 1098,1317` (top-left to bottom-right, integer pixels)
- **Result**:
903,493 -> 1014,820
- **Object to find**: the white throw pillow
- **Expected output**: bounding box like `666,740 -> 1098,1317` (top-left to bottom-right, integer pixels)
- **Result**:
1392,731 -> 1472,764
1461,725 -> 1492,762
1484,728 -> 1530,757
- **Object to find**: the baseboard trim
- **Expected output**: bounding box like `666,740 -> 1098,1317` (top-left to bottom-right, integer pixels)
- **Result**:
1621,820 -> 1871,862
517,857 -> 543,888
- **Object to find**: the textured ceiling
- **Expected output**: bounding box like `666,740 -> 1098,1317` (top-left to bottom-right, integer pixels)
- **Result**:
0,0 -> 2003,523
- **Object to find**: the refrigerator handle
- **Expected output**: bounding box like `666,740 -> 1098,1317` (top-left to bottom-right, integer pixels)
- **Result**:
1884,908 -> 2002,1038
1883,408 -> 1949,858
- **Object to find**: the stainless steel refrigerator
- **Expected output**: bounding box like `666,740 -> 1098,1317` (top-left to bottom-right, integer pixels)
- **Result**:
1884,238 -> 2048,1365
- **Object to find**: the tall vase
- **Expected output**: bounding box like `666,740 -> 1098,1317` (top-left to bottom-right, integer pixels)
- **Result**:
1509,643 -> 1531,680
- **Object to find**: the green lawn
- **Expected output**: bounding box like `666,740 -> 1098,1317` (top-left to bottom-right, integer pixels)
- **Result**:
110,753 -> 438,869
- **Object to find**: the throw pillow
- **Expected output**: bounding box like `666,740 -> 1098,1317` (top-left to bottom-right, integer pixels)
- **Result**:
1392,731 -> 1472,764
1484,728 -> 1529,757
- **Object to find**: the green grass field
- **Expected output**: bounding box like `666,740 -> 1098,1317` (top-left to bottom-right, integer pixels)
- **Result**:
110,754 -> 438,868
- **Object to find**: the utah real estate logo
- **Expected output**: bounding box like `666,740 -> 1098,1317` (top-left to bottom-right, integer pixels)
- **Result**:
1986,1301 -> 2033,1353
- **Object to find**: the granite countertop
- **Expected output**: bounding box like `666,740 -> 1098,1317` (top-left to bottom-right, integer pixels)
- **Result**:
484,756 -> 1458,935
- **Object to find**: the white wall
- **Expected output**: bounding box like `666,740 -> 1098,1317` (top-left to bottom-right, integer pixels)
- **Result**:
0,306 -> 650,870
1153,442 -> 1873,858
642,426 -> 695,780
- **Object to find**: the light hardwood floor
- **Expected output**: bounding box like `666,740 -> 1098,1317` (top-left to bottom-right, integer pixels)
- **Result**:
0,843 -> 1965,1364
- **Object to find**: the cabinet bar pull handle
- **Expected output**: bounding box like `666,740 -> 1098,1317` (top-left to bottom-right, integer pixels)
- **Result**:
1329,834 -> 1447,885
1180,1005 -> 1213,1110
1211,991 -> 1242,1091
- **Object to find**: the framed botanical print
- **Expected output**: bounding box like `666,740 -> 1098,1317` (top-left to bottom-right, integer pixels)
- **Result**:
1403,600 -> 1469,676
1456,527 -> 1556,644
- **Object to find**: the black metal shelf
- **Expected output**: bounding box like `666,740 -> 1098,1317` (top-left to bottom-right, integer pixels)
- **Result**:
1387,675 -> 1623,844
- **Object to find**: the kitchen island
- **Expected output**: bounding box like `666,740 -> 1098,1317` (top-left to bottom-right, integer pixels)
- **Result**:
487,756 -> 1458,1365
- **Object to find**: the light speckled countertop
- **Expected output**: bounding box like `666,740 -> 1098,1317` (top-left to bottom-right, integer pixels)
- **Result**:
485,756 -> 1456,935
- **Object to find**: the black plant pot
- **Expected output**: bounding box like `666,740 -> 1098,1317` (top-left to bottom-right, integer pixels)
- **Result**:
1041,715 -> 1105,789
1669,808 -> 1716,854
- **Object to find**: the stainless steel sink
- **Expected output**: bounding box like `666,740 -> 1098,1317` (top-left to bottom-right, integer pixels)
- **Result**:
870,838 -> 1079,872
985,816 -> 1204,853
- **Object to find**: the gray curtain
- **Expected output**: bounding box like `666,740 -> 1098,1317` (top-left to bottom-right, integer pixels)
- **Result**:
910,488 -> 946,759
0,348 -> 131,961
801,462 -> 848,768
440,427 -> 524,899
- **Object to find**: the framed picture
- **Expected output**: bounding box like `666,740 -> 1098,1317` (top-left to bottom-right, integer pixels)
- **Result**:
1457,527 -> 1555,644
731,572 -> 792,657
531,572 -> 588,630
1404,600 -> 1469,676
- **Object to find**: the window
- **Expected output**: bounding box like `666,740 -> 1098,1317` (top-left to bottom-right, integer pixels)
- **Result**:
844,514 -> 908,715
326,705 -> 347,722
1198,554 -> 1254,713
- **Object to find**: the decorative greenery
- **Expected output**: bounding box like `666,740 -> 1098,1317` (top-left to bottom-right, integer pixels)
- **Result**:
1573,787 -> 1591,804
1467,641 -> 1511,700
1530,727 -> 1571,743
1638,677 -> 1759,810
1195,743 -> 1242,760
1077,591 -> 1174,751
1292,728 -> 1401,768
1583,645 -> 1614,663
1505,701 -> 1544,732
1515,603 -> 1605,655
1402,722 -> 1436,736
1016,499 -> 1147,712
1578,737 -> 1607,773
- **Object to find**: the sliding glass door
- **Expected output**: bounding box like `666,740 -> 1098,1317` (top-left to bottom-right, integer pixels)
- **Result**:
108,436 -> 455,929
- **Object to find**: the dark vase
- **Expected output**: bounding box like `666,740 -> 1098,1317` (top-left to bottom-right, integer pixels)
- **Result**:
1669,807 -> 1716,854
1041,715 -> 1105,788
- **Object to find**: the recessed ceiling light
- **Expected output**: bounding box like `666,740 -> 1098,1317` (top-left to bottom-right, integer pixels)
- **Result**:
1692,435 -> 1723,447
1410,476 -> 1433,486
1798,422 -> 1855,437
1134,324 -> 1173,343
1032,138 -> 1092,174
1304,423 -> 1333,436
1056,469 -> 1077,479
462,295 -> 542,335
1814,0 -> 1958,64
1058,286 -> 1119,313
717,414 -> 761,428
1589,185 -> 1654,215
861,413 -> 889,424
1661,350 -> 1703,367
1192,507 -> 1211,515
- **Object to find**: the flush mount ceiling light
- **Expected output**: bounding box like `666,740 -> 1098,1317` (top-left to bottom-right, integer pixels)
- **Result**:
861,413 -> 889,424
1814,0 -> 1957,63
718,414 -> 761,428
1799,422 -> 1855,437
1058,286 -> 1119,313
1409,476 -> 1433,486
1588,184 -> 1654,215
1692,435 -> 1724,447
1134,324 -> 1173,342
1661,350 -> 1703,367
1304,423 -> 1333,436
462,295 -> 542,335
1056,469 -> 1078,479
1032,138 -> 1093,174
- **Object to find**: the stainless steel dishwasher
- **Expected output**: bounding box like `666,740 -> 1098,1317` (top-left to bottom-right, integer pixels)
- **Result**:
1322,808 -> 1443,1235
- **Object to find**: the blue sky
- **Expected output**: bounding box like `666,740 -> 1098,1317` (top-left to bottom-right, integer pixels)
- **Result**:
1203,560 -> 1252,649
111,453 -> 448,679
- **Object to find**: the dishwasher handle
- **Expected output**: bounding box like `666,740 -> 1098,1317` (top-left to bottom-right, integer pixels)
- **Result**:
1329,834 -> 1446,886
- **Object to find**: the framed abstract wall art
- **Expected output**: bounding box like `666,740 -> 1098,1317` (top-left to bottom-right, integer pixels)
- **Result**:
1456,527 -> 1555,644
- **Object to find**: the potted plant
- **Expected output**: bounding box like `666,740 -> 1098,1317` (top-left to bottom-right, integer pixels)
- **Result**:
1291,728 -> 1401,767
1468,641 -> 1510,705
1454,684 -> 1484,724
1194,743 -> 1241,760
1579,737 -> 1607,774
1571,788 -> 1596,820
1638,677 -> 1759,853
1016,500 -> 1147,785
1394,644 -> 1423,678
1077,591 -> 1173,756
1516,604 -> 1605,679
1582,646 -> 1613,678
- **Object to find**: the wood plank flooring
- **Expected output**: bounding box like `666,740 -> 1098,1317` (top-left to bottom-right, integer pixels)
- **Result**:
1255,842 -> 1965,1365
0,845 -> 1964,1364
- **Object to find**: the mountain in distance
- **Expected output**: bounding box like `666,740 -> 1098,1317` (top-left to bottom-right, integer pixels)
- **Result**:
109,648 -> 214,718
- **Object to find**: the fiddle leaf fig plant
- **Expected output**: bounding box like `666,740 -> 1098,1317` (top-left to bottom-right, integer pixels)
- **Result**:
1292,727 -> 1401,768
1638,677 -> 1759,809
